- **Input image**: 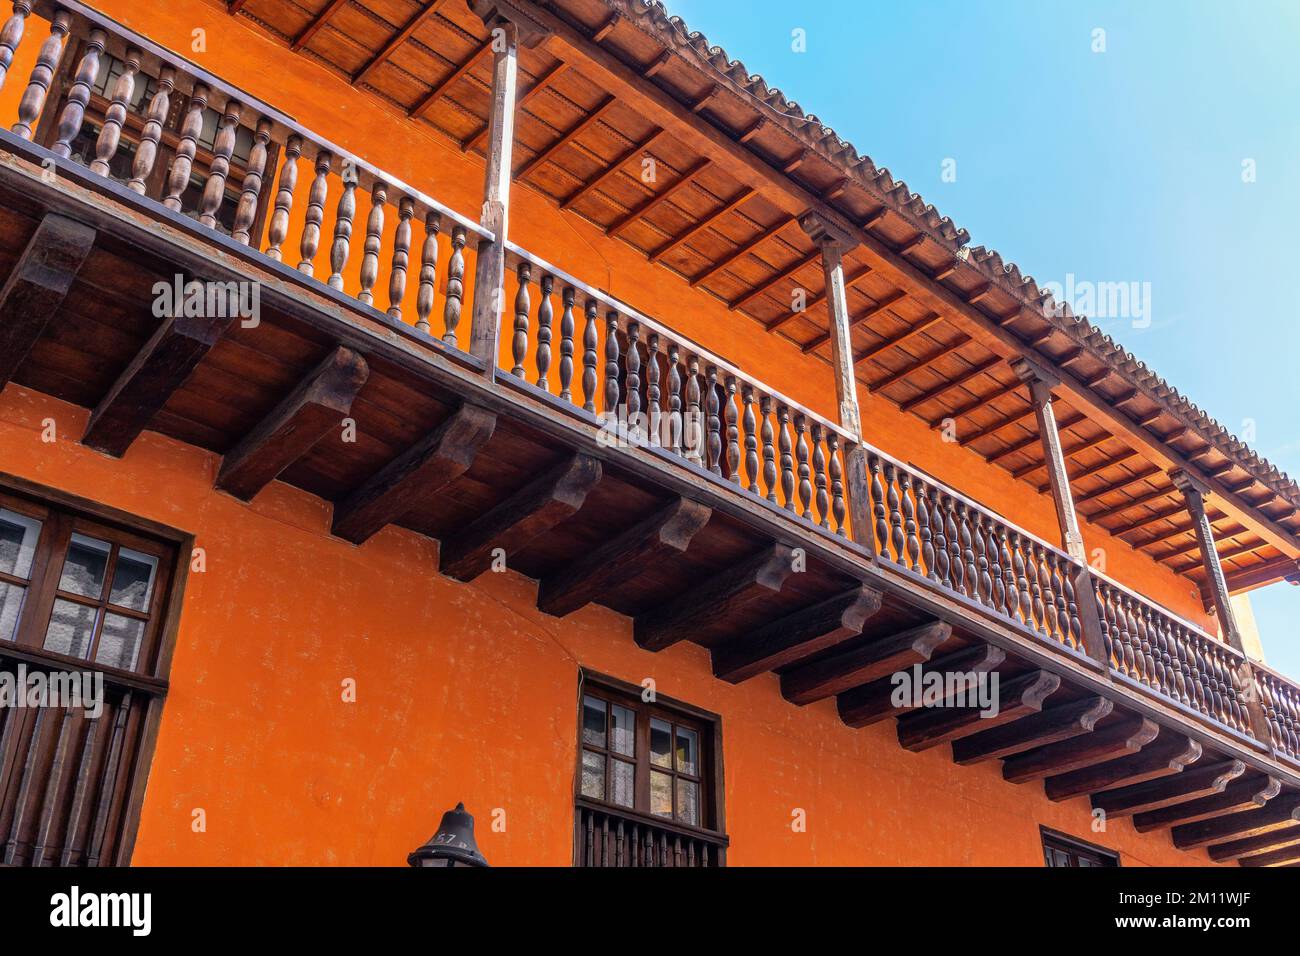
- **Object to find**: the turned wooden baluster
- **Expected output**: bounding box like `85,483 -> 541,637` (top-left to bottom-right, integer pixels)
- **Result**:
645,334 -> 661,445
163,83 -> 209,211
960,504 -> 979,599
625,322 -> 640,438
869,456 -> 888,559
604,310 -> 620,415
416,210 -> 441,330
90,45 -> 139,175
777,405 -> 795,510
705,366 -> 722,475
128,65 -> 174,194
264,134 -> 301,261
1000,528 -> 1018,622
559,286 -> 576,402
742,386 -> 758,494
826,438 -> 846,538
1026,541 -> 1046,634
536,274 -> 554,390
582,300 -> 599,413
327,172 -> 357,290
1095,583 -> 1116,667
899,471 -> 919,571
198,100 -> 242,229
931,491 -> 951,586
794,415 -> 812,519
387,197 -> 414,319
0,1 -> 33,93
511,262 -> 531,377
985,519 -> 1005,613
811,423 -> 828,526
12,7 -> 67,140
413,211 -> 440,332
972,512 -> 991,605
1013,533 -> 1033,631
231,117 -> 272,246
52,27 -> 103,158
686,356 -> 703,467
760,396 -> 776,501
357,181 -> 386,304
1039,546 -> 1060,640
298,149 -> 331,274
946,499 -> 964,596
443,225 -> 466,343
883,464 -> 903,561
913,479 -> 933,578
726,378 -> 740,484
1052,555 -> 1071,650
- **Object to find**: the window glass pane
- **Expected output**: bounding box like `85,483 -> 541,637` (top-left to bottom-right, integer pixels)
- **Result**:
582,696 -> 606,748
0,581 -> 26,641
580,750 -> 605,800
610,759 -> 634,808
650,770 -> 672,818
675,727 -> 699,776
109,547 -> 158,612
43,598 -> 99,659
0,508 -> 42,579
650,717 -> 672,768
95,613 -> 145,670
610,704 -> 635,757
58,534 -> 111,599
676,779 -> 699,826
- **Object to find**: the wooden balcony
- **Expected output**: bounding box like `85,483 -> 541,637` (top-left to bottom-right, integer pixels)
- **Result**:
1,1 -> 1299,865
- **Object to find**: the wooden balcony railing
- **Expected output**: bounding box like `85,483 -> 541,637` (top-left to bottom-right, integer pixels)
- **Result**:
574,799 -> 727,867
2,1 -> 1299,768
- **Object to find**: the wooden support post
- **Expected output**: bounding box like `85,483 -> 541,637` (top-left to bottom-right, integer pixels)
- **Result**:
0,213 -> 94,387
1011,357 -> 1085,562
1170,468 -> 1244,652
465,3 -> 546,372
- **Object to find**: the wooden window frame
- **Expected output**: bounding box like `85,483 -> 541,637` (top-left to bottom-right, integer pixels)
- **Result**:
0,472 -> 192,865
575,670 -> 726,840
1040,826 -> 1121,867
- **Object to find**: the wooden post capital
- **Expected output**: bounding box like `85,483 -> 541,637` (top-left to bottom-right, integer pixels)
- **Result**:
1010,355 -> 1060,396
469,0 -> 549,48
798,211 -> 858,252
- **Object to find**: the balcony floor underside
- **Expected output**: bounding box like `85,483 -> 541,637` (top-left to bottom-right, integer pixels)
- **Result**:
1,148 -> 1298,866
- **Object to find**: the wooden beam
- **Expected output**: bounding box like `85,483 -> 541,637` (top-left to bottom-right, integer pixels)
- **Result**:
711,585 -> 883,683
952,696 -> 1113,766
216,346 -> 369,501
439,453 -> 602,581
929,380 -> 1022,429
1237,841 -> 1300,867
410,35 -> 496,119
1016,433 -> 1115,481
1208,824 -> 1300,863
1172,792 -> 1300,850
330,404 -> 496,544
353,0 -> 452,85
1110,503 -> 1186,537
867,335 -> 971,393
650,187 -> 754,264
1223,555 -> 1300,593
538,498 -> 711,617
727,249 -> 819,312
560,127 -> 663,211
606,157 -> 711,239
514,95 -> 616,180
781,620 -> 951,706
1044,730 -> 1201,802
897,669 -> 1060,752
1133,775 -> 1281,832
1001,715 -> 1158,785
0,213 -> 95,387
689,216 -> 794,288
464,61 -> 569,153
804,290 -> 909,354
765,262 -> 871,333
897,356 -> 1002,413
291,0 -> 349,51
1087,485 -> 1177,523
956,404 -> 1035,447
1091,758 -> 1245,818
82,311 -> 232,458
635,543 -> 795,652
985,413 -> 1087,466
227,1 -> 250,13
1071,466 -> 1164,507
837,644 -> 1005,729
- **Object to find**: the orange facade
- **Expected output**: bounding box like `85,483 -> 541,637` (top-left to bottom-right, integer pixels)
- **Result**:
0,1 -> 1247,866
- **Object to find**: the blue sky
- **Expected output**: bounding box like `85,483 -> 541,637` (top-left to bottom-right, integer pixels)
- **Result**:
666,0 -> 1300,676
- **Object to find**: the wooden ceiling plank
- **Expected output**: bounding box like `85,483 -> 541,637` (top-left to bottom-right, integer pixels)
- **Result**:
866,334 -> 973,393
650,186 -> 754,264
560,126 -> 664,211
606,156 -> 712,238
689,215 -> 794,288
898,356 -> 1002,412
463,60 -> 569,153
409,34 -> 497,120
727,249 -> 820,312
291,0 -> 350,52
852,311 -> 942,365
765,262 -> 871,332
353,0 -> 453,85
804,289 -> 907,353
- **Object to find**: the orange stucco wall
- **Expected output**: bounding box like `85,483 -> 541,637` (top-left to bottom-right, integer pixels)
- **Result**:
0,3 -> 1230,865
0,385 -> 1213,865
